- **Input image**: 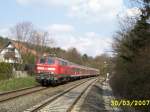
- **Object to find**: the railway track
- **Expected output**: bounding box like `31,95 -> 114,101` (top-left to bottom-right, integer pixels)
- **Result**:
0,78 -> 95,103
24,77 -> 99,112
0,86 -> 47,103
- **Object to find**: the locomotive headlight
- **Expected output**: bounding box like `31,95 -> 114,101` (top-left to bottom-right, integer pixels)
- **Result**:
37,67 -> 44,70
51,71 -> 54,74
48,68 -> 56,71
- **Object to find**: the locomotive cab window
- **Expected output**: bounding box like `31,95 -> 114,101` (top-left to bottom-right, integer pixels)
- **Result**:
39,58 -> 46,64
48,58 -> 54,64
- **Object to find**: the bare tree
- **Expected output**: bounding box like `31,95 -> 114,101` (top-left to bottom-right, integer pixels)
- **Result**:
65,48 -> 82,64
31,30 -> 54,55
10,22 -> 34,53
10,22 -> 34,42
10,21 -> 54,57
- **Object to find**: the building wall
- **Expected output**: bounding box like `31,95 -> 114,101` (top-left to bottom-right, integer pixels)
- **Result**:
0,43 -> 22,64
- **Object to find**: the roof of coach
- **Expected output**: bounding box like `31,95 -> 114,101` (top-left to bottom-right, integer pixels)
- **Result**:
42,56 -> 68,62
70,63 -> 99,71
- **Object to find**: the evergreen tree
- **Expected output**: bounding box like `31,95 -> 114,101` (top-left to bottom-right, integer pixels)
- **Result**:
111,0 -> 150,111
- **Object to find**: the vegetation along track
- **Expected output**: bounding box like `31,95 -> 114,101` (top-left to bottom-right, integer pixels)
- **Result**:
24,77 -> 101,112
0,86 -> 47,103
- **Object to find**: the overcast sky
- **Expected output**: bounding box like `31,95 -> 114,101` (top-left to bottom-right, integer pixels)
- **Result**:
0,0 -> 141,56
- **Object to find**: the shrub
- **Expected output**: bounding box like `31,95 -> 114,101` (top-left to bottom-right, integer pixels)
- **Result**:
0,62 -> 13,80
14,63 -> 25,71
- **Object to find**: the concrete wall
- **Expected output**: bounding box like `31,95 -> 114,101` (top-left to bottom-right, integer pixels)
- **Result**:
13,70 -> 28,78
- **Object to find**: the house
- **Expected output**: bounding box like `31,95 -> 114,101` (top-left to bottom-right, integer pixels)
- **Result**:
0,41 -> 22,64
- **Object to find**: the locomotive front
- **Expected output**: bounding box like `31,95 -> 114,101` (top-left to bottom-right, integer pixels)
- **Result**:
35,56 -> 58,86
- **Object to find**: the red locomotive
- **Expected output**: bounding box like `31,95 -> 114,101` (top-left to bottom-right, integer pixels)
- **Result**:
35,56 -> 99,86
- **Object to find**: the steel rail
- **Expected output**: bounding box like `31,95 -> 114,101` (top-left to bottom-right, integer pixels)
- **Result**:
24,77 -> 96,112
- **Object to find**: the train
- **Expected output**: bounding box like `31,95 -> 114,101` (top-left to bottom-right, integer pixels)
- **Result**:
35,55 -> 99,86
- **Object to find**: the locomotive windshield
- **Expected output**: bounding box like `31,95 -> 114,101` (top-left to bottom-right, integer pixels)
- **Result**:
39,58 -> 46,64
47,58 -> 55,64
39,57 -> 55,64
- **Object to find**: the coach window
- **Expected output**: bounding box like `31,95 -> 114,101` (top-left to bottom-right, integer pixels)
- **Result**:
63,61 -> 67,66
59,61 -> 62,65
60,61 -> 67,66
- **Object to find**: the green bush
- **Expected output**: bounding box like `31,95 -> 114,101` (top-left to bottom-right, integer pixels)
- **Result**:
14,63 -> 25,71
0,62 -> 13,80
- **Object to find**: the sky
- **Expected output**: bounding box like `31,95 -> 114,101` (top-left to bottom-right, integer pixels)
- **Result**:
0,0 -> 141,57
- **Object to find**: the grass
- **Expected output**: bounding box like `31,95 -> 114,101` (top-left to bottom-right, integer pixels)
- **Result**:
0,76 -> 38,92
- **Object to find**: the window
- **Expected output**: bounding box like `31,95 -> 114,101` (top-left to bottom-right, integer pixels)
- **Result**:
39,58 -> 46,64
48,58 -> 54,64
59,60 -> 67,66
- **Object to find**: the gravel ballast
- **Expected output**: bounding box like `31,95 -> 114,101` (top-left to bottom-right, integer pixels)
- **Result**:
0,79 -> 89,112
79,80 -> 122,112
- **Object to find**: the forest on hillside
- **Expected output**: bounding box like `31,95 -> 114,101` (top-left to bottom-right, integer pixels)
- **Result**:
0,29 -> 112,77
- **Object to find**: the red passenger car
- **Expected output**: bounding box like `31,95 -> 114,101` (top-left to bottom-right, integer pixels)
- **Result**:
35,56 -> 99,86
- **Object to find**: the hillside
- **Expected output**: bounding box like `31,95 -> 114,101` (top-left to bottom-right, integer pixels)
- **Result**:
0,36 -> 112,73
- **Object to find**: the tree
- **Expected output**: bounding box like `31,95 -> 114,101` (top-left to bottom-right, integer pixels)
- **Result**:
65,48 -> 82,64
30,30 -> 54,56
10,22 -> 34,43
110,0 -> 150,111
10,22 -> 54,57
10,22 -> 35,55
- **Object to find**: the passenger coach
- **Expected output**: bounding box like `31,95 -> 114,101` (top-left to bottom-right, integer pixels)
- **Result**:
35,56 -> 99,86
